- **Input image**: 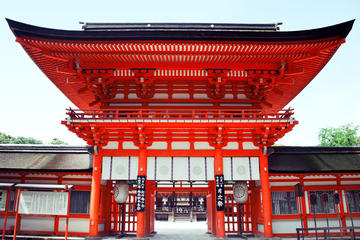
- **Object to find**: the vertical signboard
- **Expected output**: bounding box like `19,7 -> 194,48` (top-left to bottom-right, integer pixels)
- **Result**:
215,174 -> 225,211
135,175 -> 146,212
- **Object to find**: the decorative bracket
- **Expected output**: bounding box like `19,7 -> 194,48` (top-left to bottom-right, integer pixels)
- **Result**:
208,125 -> 228,148
134,125 -> 152,148
132,68 -> 156,99
206,69 -> 230,99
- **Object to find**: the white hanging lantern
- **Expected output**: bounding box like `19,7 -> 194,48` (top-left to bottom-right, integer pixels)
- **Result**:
114,181 -> 129,203
233,181 -> 248,204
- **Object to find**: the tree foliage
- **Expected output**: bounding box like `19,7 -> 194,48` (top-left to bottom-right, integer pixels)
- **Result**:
318,124 -> 360,146
0,132 -> 43,144
49,138 -> 68,145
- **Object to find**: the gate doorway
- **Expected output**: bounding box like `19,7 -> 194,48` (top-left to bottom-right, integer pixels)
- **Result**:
109,180 -> 255,237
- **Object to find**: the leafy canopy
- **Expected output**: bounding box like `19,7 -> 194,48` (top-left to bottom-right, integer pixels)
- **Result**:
0,132 -> 68,145
50,138 -> 68,145
0,132 -> 42,144
318,124 -> 360,146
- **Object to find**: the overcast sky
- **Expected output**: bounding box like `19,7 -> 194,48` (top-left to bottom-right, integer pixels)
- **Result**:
0,0 -> 359,146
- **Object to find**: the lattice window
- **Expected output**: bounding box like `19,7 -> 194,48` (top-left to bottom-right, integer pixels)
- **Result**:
346,189 -> 360,213
271,191 -> 298,215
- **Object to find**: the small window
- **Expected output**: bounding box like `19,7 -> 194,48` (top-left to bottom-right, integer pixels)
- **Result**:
346,190 -> 360,213
0,189 -> 16,212
70,191 -> 90,214
309,191 -> 335,214
0,190 -> 7,211
271,191 -> 298,215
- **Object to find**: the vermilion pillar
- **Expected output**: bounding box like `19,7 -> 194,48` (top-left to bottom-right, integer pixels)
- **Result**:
136,146 -> 147,238
89,145 -> 102,236
214,146 -> 226,238
259,147 -> 272,238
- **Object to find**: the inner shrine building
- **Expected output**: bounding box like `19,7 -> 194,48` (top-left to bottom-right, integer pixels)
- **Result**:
3,19 -> 356,238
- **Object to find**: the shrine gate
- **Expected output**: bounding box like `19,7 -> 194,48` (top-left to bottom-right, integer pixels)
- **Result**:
6,19 -> 354,238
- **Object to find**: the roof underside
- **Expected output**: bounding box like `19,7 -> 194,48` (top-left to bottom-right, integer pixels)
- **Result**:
6,19 -> 354,112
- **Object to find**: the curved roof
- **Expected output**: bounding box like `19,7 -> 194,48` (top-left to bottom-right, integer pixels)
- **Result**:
6,19 -> 355,111
7,19 -> 353,42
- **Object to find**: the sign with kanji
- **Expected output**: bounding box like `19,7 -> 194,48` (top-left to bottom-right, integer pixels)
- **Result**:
135,175 -> 146,212
215,174 -> 225,211
18,191 -> 69,215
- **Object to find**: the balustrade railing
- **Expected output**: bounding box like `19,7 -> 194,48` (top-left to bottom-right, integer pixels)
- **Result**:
66,108 -> 294,121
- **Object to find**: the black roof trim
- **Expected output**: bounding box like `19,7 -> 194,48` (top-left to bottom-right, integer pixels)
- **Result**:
6,18 -> 354,42
269,146 -> 360,154
268,146 -> 360,174
0,168 -> 92,173
0,144 -> 92,154
81,22 -> 281,31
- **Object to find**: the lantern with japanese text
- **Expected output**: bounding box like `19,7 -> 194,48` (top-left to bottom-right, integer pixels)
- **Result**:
233,181 -> 248,204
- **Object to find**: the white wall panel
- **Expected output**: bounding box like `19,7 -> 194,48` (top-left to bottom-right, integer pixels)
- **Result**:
233,157 -> 250,180
250,157 -> 260,180
190,157 -> 206,181
112,157 -> 129,179
206,157 -> 215,180
0,216 -> 15,230
272,219 -> 301,234
21,216 -> 54,231
223,142 -> 238,150
59,217 -> 89,233
103,141 -> 119,149
101,156 -> 111,180
171,142 -> 190,150
242,142 -> 259,150
173,157 -> 189,180
123,141 -> 139,149
156,157 -> 172,180
148,142 -> 167,150
194,142 -> 214,150
130,157 -> 138,180
147,157 -> 156,180
223,157 -> 232,180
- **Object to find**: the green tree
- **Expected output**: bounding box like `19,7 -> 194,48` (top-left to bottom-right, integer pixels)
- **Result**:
0,132 -> 42,144
49,138 -> 68,145
318,124 -> 360,146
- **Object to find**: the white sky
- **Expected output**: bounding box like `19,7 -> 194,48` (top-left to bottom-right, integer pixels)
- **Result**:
0,0 -> 359,146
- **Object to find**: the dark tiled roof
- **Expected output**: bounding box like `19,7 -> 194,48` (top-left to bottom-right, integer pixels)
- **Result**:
269,146 -> 360,173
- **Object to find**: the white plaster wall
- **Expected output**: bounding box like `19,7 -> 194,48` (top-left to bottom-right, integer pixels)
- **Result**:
223,142 -> 238,150
21,216 -> 54,231
171,142 -> 190,150
103,141 -> 119,150
345,218 -> 360,227
123,141 -> 139,149
0,216 -> 15,230
272,219 -> 302,234
194,142 -> 214,150
148,142 -> 167,150
58,217 -> 89,233
307,219 -> 341,228
242,142 -> 259,150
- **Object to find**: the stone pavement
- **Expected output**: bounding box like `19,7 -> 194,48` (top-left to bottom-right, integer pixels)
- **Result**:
102,221 -> 289,240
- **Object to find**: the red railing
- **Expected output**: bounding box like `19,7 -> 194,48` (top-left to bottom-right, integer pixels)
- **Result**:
66,108 -> 294,121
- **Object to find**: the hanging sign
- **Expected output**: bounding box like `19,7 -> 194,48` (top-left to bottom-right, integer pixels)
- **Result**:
215,174 -> 225,211
18,191 -> 68,215
135,175 -> 146,212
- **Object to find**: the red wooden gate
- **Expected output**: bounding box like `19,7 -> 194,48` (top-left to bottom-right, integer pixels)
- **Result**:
224,191 -> 253,233
111,190 -> 137,233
